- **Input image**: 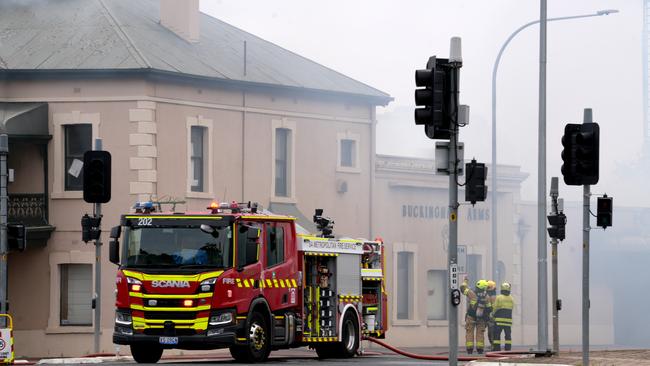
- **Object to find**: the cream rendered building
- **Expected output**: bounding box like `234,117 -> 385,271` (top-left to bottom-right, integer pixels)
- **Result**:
373,155 -> 530,347
1,0 -> 389,357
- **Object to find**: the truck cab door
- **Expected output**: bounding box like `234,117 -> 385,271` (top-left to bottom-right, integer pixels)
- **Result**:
233,222 -> 263,309
262,221 -> 298,311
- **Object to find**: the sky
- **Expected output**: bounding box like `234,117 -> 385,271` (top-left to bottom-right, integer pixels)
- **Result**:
200,0 -> 645,206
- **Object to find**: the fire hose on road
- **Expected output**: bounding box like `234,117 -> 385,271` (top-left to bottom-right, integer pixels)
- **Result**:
362,336 -> 549,362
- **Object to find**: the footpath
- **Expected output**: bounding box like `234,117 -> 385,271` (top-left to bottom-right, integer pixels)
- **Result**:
14,347 -> 650,365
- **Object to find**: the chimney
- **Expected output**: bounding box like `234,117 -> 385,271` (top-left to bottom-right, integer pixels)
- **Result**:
160,0 -> 200,43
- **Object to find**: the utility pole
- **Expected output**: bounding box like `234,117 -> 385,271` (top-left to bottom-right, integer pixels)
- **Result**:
582,108 -> 592,366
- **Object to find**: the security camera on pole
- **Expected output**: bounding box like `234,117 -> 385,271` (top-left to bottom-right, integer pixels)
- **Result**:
414,37 -> 487,366
81,139 -> 112,354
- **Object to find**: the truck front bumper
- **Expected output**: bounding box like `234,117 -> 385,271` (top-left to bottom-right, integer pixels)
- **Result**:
113,323 -> 246,350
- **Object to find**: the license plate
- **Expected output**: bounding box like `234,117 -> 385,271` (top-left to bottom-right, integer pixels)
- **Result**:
159,336 -> 178,345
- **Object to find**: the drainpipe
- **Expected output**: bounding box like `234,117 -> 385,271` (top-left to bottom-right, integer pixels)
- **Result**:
0,133 -> 8,325
369,107 -> 376,239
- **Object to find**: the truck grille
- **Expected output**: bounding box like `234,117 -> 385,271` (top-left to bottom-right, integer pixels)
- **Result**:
144,311 -> 197,320
143,328 -> 196,336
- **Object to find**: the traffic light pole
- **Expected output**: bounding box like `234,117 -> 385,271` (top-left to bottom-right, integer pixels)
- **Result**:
93,138 -> 102,354
549,177 -> 560,354
447,70 -> 460,366
447,38 -> 462,366
582,109 -> 592,366
0,134 -> 8,326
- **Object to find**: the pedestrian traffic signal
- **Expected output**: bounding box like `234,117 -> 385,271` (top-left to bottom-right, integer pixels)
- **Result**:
547,212 -> 566,241
451,289 -> 461,307
596,195 -> 612,229
81,214 -> 102,243
83,150 -> 111,203
465,159 -> 487,205
7,223 -> 26,251
561,123 -> 600,186
414,57 -> 451,139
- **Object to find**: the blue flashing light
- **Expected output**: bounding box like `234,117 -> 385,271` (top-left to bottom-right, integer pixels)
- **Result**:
133,201 -> 154,210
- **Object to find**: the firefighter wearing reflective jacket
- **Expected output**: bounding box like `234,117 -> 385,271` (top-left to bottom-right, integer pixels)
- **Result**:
461,278 -> 490,354
486,280 -> 497,348
491,282 -> 514,351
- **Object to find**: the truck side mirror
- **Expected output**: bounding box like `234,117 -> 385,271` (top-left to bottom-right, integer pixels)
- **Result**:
109,239 -> 120,265
237,225 -> 260,271
110,225 -> 121,239
247,227 -> 260,240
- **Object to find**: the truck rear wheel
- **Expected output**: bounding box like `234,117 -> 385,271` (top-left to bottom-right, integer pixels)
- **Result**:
333,311 -> 359,358
130,343 -> 163,363
229,312 -> 270,363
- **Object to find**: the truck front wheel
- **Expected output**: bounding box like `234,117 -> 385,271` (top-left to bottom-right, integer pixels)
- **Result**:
130,343 -> 163,363
334,311 -> 359,358
229,312 -> 271,363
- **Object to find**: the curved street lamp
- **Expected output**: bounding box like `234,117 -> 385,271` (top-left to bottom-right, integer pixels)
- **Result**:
489,9 -> 619,282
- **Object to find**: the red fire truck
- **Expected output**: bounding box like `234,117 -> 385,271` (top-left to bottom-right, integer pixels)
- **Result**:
109,201 -> 387,363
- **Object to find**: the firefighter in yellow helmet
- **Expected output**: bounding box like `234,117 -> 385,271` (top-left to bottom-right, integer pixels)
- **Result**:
491,282 -> 514,351
485,280 -> 497,348
460,278 -> 490,354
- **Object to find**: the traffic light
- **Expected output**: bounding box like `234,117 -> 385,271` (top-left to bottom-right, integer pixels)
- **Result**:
7,223 -> 26,251
597,195 -> 613,229
547,212 -> 567,241
81,214 -> 102,243
83,150 -> 111,203
465,159 -> 487,205
414,57 -> 451,140
561,123 -> 600,186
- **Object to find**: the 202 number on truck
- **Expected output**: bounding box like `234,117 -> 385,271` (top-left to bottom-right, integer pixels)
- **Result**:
109,201 -> 387,363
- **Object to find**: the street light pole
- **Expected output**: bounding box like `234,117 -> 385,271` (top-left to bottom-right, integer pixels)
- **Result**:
489,7 -> 618,349
538,0 -> 548,352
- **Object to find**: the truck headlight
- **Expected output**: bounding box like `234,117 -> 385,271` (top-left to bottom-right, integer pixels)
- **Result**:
115,311 -> 132,325
127,277 -> 142,292
200,277 -> 217,292
209,311 -> 233,326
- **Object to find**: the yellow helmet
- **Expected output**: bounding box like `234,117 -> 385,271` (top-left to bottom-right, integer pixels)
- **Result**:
501,282 -> 511,291
476,280 -> 488,290
487,280 -> 496,290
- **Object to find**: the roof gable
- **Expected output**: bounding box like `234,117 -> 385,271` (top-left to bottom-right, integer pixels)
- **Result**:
0,0 -> 390,103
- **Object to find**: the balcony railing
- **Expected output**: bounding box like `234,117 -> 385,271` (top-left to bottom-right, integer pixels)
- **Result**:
8,193 -> 48,226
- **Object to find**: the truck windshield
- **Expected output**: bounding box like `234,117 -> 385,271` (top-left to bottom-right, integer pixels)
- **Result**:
124,226 -> 233,268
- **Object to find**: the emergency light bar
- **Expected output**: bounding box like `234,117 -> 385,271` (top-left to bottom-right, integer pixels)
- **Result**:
207,201 -> 260,214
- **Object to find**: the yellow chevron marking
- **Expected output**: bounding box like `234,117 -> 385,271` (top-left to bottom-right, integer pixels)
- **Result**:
236,278 -> 242,288
243,279 -> 251,288
291,279 -> 298,288
273,279 -> 279,287
266,279 -> 273,288
279,279 -> 286,288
